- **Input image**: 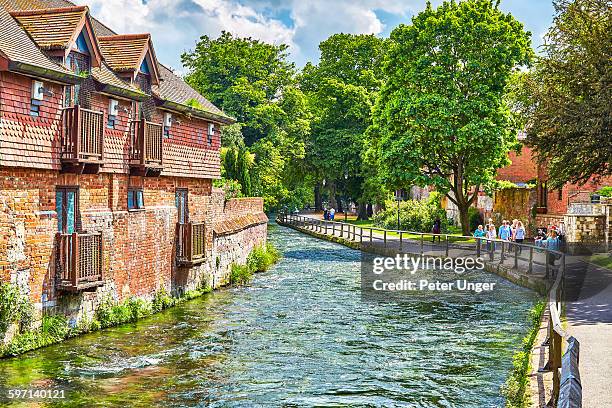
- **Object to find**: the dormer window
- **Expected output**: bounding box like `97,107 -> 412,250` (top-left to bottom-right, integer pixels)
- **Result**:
66,31 -> 91,76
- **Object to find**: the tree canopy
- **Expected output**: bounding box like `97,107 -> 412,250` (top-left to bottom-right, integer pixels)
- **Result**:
371,0 -> 532,233
520,0 -> 611,187
301,33 -> 387,217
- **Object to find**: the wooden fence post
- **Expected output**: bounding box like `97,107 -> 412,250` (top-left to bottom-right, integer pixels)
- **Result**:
445,235 -> 449,257
399,231 -> 403,251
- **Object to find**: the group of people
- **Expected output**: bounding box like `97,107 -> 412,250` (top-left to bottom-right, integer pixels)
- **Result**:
323,207 -> 336,221
473,219 -> 527,253
473,218 -> 563,265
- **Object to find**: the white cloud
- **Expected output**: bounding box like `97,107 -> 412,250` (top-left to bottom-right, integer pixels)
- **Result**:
78,0 -> 552,69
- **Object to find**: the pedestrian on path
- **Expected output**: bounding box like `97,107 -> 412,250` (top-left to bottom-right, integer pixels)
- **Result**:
431,217 -> 441,243
474,225 -> 486,252
329,207 -> 335,221
514,221 -> 526,254
486,224 -> 497,252
323,208 -> 329,221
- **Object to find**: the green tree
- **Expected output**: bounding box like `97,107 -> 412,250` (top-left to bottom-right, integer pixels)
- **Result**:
182,31 -> 296,145
183,32 -> 312,210
520,0 -> 611,187
301,34 -> 386,219
372,0 -> 532,234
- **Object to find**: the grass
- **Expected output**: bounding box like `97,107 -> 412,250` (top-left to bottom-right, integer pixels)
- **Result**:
502,300 -> 546,407
590,253 -> 612,270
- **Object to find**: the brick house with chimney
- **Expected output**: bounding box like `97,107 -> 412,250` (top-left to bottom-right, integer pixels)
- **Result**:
0,1 -> 268,321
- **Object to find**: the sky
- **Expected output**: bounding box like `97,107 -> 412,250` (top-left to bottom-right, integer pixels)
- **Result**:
79,0 -> 555,74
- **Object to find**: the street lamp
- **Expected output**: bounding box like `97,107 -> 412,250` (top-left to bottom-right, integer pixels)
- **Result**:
344,171 -> 349,222
395,189 -> 404,230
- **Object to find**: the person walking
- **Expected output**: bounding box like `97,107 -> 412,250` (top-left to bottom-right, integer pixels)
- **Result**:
514,221 -> 526,254
486,224 -> 497,252
474,225 -> 486,252
540,230 -> 560,268
329,207 -> 335,221
323,208 -> 329,221
431,217 -> 442,243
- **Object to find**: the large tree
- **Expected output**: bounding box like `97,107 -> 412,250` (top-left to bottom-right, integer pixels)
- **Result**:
301,34 -> 386,218
521,0 -> 611,187
182,31 -> 296,145
182,32 -> 312,210
372,0 -> 532,234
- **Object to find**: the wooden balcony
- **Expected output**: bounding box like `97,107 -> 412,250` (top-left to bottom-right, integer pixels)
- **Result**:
129,119 -> 163,176
61,106 -> 104,174
56,232 -> 104,292
176,222 -> 206,266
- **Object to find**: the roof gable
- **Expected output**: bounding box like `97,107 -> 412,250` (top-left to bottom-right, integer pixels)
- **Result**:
0,6 -> 78,83
98,34 -> 160,85
10,6 -> 102,67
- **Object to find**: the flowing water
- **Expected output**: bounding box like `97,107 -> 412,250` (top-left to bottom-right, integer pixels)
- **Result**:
0,223 -> 538,407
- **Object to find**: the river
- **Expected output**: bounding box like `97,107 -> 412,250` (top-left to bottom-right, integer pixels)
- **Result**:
0,223 -> 538,407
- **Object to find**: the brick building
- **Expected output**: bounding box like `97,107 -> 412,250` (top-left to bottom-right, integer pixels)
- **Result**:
0,1 -> 268,321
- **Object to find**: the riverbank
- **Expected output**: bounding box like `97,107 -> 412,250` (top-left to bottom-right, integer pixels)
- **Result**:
0,243 -> 280,358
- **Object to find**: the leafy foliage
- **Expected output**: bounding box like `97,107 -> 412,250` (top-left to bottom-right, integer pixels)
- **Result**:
183,32 -> 312,210
230,243 -> 281,285
597,186 -> 612,197
302,34 -> 387,217
372,193 -> 448,233
371,0 -> 532,234
0,282 -> 33,335
502,300 -> 546,407
519,0 -> 611,188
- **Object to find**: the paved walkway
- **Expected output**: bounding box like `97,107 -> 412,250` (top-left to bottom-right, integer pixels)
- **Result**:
565,261 -> 612,407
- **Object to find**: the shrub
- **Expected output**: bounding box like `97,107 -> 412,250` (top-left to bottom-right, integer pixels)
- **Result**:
152,287 -> 175,313
247,243 -> 281,273
502,301 -> 546,407
372,192 -> 448,232
597,186 -> 612,197
0,282 -> 34,335
229,264 -> 252,285
468,207 -> 484,233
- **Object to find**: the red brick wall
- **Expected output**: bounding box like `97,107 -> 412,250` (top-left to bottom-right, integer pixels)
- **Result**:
545,176 -> 612,215
0,167 -> 220,306
497,145 -> 537,183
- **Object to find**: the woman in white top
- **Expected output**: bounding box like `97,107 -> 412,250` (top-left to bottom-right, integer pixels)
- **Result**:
514,221 -> 526,254
486,224 -> 497,252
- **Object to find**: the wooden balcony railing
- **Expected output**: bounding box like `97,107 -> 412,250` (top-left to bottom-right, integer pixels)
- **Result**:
129,119 -> 163,170
56,232 -> 104,291
61,106 -> 104,164
176,222 -> 206,266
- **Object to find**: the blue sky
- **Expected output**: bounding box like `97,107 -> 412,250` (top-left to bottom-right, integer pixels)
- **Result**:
81,0 -> 555,74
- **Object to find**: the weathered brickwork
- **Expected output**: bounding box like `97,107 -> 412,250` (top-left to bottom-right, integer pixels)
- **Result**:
0,167 -> 267,321
496,145 -> 537,183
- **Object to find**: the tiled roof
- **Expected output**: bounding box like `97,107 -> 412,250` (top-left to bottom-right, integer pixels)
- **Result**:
0,6 -> 77,81
1,0 -> 233,123
91,62 -> 146,100
10,6 -> 87,50
153,64 -> 228,119
98,34 -> 150,72
213,212 -> 268,236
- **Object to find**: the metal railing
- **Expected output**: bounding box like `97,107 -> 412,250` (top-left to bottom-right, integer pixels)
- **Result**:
176,221 -> 206,265
279,213 -> 566,278
56,232 -> 103,290
130,119 -> 163,167
61,106 -> 104,162
279,212 -> 580,407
